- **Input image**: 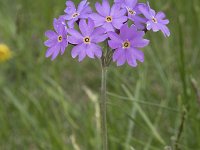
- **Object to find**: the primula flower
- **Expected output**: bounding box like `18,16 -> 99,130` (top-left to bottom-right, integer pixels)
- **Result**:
116,0 -> 147,30
139,2 -> 170,37
44,0 -> 170,66
64,0 -> 92,28
90,0 -> 127,32
44,19 -> 68,60
108,24 -> 149,67
68,18 -> 107,62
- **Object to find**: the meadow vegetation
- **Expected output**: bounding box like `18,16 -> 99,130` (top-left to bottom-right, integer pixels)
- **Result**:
0,0 -> 200,149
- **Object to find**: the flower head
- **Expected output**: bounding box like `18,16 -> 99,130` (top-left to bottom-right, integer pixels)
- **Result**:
118,0 -> 147,30
108,24 -> 149,67
90,0 -> 127,32
139,2 -> 170,37
44,18 -> 68,60
0,44 -> 12,63
68,18 -> 107,61
44,0 -> 170,68
64,0 -> 92,28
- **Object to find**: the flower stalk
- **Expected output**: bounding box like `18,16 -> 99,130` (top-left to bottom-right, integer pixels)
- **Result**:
100,63 -> 108,150
99,42 -> 111,150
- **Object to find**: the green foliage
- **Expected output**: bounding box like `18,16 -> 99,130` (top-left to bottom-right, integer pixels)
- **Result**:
0,0 -> 200,149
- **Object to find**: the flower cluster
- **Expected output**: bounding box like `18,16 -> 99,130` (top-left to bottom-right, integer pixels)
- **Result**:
44,0 -> 170,67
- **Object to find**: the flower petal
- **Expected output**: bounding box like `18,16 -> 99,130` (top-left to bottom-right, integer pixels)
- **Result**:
87,43 -> 102,58
116,50 -> 126,66
85,44 -> 95,58
95,2 -> 106,16
79,19 -> 89,36
138,4 -> 152,19
44,39 -> 57,47
68,29 -> 83,44
159,24 -> 170,37
146,21 -> 153,30
159,19 -> 169,25
67,18 -> 78,28
132,48 -> 144,62
112,16 -> 127,29
71,43 -> 87,61
151,23 -> 161,32
91,27 -> 107,43
60,40 -> 68,55
102,22 -> 115,32
107,32 -> 123,44
71,44 -> 82,58
45,30 -> 57,38
79,6 -> 93,18
90,13 -> 105,27
113,48 -> 123,61
65,1 -> 76,14
126,0 -> 138,8
45,44 -> 59,58
64,14 -> 73,20
45,44 -> 60,60
119,24 -> 143,41
108,40 -> 121,49
126,48 -> 137,67
79,18 -> 95,36
131,39 -> 149,48
51,46 -> 60,60
156,12 -> 166,20
78,47 -> 87,61
77,0 -> 88,12
102,0 -> 110,16
110,4 -> 126,18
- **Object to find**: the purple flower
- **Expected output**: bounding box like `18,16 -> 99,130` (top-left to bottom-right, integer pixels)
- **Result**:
64,0 -> 92,28
108,24 -> 149,67
68,18 -> 107,62
118,0 -> 147,30
90,0 -> 127,32
139,2 -> 170,37
44,19 -> 68,60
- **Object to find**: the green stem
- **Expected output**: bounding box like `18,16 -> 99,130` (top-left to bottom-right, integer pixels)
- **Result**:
100,64 -> 108,150
174,108 -> 186,150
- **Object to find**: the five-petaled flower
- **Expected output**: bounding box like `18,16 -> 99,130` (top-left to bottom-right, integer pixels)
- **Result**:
115,0 -> 147,30
90,0 -> 127,32
64,0 -> 92,28
68,18 -> 107,61
139,2 -> 170,37
44,19 -> 68,60
108,24 -> 149,67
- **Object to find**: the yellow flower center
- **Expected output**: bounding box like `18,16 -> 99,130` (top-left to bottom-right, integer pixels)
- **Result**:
83,36 -> 91,44
128,9 -> 136,15
58,35 -> 63,42
0,44 -> 12,63
122,41 -> 131,49
152,17 -> 158,23
105,16 -> 113,23
72,13 -> 79,18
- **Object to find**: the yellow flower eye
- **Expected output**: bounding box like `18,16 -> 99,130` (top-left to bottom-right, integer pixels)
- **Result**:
105,16 -> 113,23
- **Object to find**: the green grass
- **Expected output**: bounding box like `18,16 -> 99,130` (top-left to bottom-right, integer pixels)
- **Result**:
0,0 -> 200,149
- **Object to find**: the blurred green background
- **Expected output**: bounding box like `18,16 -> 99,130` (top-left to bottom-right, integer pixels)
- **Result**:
0,0 -> 200,149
